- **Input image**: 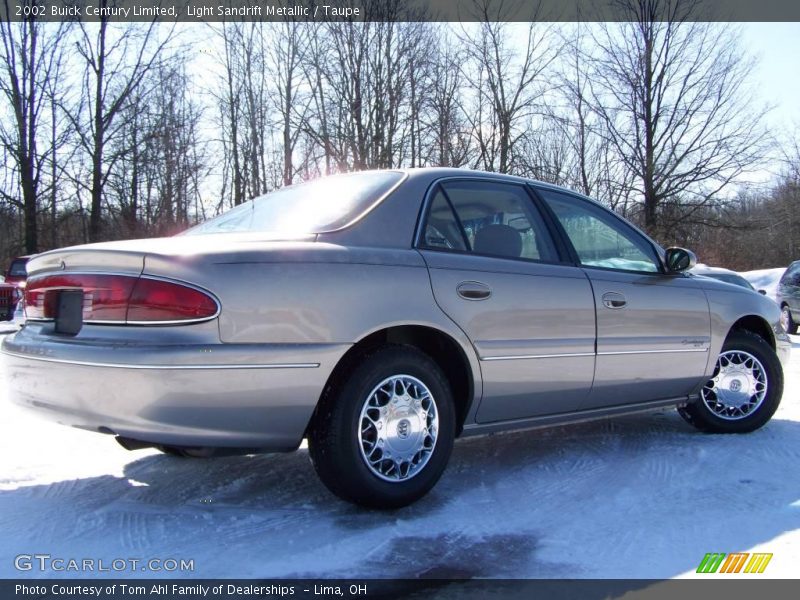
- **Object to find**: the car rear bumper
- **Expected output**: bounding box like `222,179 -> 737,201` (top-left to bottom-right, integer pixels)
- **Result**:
2,327 -> 348,451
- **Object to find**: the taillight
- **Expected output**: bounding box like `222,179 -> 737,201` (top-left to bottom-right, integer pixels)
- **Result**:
127,278 -> 218,323
25,274 -> 135,321
24,274 -> 217,324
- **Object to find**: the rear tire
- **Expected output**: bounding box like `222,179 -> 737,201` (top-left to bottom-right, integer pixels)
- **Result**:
781,305 -> 798,334
678,330 -> 783,433
308,345 -> 455,509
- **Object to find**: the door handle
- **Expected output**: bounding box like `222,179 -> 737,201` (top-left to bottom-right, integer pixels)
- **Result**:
602,291 -> 627,309
457,281 -> 492,301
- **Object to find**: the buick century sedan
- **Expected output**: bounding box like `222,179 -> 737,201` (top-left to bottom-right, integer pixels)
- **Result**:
2,169 -> 791,508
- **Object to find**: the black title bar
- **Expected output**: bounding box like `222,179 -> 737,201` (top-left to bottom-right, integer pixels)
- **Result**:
2,0 -> 800,22
4,579 -> 800,600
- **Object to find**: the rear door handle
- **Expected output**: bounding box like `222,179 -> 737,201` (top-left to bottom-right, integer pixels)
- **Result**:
602,291 -> 627,309
457,281 -> 492,301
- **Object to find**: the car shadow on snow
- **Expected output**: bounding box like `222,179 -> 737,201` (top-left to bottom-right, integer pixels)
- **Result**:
1,409 -> 799,581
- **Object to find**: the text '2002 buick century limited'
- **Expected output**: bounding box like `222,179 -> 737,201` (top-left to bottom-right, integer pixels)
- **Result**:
2,169 -> 791,508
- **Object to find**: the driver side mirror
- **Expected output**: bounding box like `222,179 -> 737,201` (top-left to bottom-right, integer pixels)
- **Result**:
664,247 -> 697,273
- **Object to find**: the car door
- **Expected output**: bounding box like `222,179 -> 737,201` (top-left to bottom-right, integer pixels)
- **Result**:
417,178 -> 596,423
535,186 -> 712,409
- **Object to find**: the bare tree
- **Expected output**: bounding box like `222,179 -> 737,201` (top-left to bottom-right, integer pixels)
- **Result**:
212,22 -> 279,206
69,5 -> 173,241
587,0 -> 769,241
548,24 -> 637,213
0,12 -> 70,254
459,3 -> 560,174
107,58 -> 208,239
267,21 -> 308,186
419,29 -> 471,167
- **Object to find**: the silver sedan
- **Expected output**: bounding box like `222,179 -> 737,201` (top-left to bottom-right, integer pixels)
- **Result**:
2,168 -> 791,508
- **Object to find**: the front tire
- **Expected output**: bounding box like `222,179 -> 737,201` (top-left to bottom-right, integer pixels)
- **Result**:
308,345 -> 455,509
678,330 -> 783,433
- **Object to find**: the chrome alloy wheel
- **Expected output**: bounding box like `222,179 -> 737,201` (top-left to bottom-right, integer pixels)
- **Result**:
358,374 -> 439,482
702,350 -> 768,420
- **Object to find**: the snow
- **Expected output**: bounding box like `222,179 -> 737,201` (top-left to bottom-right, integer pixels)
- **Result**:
741,267 -> 786,302
1,328 -> 798,580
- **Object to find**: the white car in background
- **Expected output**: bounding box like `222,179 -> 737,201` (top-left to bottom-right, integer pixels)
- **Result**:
691,265 -> 767,295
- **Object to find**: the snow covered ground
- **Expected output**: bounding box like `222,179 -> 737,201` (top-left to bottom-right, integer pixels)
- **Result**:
741,267 -> 786,302
0,327 -> 798,580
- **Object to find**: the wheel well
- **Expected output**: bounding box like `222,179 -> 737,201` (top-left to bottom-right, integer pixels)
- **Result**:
316,326 -> 474,436
730,315 -> 775,349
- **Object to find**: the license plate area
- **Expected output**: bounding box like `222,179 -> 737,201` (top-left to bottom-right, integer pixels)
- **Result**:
55,290 -> 84,335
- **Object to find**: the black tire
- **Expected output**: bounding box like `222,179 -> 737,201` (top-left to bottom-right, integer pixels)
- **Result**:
678,330 -> 783,433
781,305 -> 798,335
308,345 -> 456,509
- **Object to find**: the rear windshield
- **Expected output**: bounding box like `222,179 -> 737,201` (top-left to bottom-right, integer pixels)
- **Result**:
185,171 -> 404,236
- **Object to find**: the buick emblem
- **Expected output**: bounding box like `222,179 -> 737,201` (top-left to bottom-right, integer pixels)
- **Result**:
397,419 -> 411,439
730,379 -> 742,392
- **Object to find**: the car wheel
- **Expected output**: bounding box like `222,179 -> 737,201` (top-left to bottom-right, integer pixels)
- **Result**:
780,305 -> 798,334
678,330 -> 783,433
308,345 -> 455,509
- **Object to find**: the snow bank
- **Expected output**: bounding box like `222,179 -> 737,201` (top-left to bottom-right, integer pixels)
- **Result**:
741,267 -> 786,301
1,334 -> 798,580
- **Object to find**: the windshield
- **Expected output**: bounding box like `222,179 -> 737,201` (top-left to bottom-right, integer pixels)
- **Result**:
185,171 -> 404,236
8,259 -> 27,277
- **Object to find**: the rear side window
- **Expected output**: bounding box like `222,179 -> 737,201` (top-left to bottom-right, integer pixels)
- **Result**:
422,188 -> 468,251
421,180 -> 559,262
185,171 -> 405,235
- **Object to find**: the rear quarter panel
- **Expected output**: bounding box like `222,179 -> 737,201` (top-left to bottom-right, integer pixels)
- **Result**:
141,246 -> 484,421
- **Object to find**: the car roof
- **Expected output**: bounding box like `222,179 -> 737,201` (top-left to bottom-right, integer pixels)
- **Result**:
401,167 -> 577,193
399,167 -> 623,216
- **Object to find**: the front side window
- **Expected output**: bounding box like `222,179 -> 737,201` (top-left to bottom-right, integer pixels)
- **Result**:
538,188 -> 660,273
421,180 -> 558,262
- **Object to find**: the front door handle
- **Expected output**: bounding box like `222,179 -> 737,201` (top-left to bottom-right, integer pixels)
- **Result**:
457,281 -> 492,301
602,291 -> 627,309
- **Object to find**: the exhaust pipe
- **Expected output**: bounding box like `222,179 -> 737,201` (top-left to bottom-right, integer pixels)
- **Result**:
115,436 -> 158,451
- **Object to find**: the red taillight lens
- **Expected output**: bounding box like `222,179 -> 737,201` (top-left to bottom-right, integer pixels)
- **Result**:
127,278 -> 218,322
24,274 -> 217,324
25,274 -> 135,321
